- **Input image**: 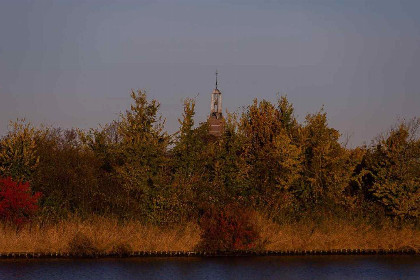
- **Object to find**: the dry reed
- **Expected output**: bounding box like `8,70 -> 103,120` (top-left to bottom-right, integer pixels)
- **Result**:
254,213 -> 420,251
0,214 -> 418,253
0,216 -> 200,253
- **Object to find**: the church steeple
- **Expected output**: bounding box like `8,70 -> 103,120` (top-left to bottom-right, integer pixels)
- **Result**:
210,70 -> 222,119
208,70 -> 224,137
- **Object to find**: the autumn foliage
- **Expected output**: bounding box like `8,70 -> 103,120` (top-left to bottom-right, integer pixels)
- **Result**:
0,90 -> 418,243
197,205 -> 260,251
0,177 -> 41,225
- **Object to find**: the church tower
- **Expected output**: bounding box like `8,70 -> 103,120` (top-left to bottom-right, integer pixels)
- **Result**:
208,71 -> 224,137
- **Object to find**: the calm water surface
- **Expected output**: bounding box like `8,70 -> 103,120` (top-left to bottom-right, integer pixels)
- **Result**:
0,255 -> 419,280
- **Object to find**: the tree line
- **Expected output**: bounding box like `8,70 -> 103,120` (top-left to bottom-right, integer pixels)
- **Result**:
0,90 -> 419,226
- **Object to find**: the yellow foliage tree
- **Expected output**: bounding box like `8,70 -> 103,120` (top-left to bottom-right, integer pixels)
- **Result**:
299,109 -> 354,205
0,120 -> 39,181
359,119 -> 420,219
239,97 -> 302,209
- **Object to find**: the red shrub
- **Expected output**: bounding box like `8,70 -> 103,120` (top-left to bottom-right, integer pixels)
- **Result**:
0,177 -> 41,225
197,205 -> 260,251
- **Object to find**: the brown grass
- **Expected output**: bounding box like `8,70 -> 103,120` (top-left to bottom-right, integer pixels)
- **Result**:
0,214 -> 418,253
0,216 -> 200,253
254,213 -> 420,251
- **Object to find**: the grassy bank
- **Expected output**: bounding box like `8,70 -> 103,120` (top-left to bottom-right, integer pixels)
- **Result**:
0,216 -> 200,254
253,215 -> 419,251
0,215 -> 418,254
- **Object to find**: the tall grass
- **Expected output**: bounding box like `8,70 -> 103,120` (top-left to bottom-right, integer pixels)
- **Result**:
254,213 -> 420,251
0,216 -> 200,253
0,214 -> 418,253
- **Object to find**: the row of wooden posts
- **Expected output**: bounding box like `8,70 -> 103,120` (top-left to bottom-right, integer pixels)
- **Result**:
0,249 -> 418,258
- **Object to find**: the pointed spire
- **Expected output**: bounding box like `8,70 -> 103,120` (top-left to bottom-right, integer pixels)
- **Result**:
215,70 -> 218,89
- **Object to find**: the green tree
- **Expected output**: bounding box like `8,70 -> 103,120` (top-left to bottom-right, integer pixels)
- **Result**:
30,127 -> 107,220
115,90 -> 170,222
170,97 -> 207,220
202,112 -> 250,206
298,109 -> 354,207
172,98 -> 199,180
239,98 -> 302,210
357,119 -> 420,220
276,95 -> 300,141
0,120 -> 39,182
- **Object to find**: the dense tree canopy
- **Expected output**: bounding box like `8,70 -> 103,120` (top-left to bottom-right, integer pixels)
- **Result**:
0,91 -> 418,226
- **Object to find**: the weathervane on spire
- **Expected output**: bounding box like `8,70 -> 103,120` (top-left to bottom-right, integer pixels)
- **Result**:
215,70 -> 218,89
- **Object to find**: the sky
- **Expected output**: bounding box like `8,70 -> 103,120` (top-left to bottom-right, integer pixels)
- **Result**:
1,0 -> 419,147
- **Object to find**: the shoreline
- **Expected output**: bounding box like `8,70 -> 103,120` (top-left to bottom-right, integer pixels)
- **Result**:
1,249 -> 418,259
1,217 -> 418,256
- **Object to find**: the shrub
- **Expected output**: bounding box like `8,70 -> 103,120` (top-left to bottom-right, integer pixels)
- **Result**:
0,177 -> 41,226
68,232 -> 100,256
112,242 -> 132,256
197,205 -> 260,251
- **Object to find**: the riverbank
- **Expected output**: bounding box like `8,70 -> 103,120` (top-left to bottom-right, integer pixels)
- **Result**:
0,248 -> 418,259
0,216 -> 418,255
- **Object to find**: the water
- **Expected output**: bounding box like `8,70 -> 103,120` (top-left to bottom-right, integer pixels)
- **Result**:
0,255 -> 419,280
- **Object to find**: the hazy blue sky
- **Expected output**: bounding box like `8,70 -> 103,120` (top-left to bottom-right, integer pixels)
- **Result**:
1,0 -> 419,146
